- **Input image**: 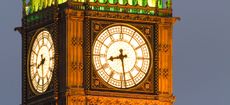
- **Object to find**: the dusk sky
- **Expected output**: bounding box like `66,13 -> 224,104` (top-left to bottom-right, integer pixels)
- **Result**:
0,0 -> 230,105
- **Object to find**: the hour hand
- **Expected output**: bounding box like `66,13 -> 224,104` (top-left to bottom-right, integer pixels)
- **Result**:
108,56 -> 114,61
108,56 -> 119,61
37,58 -> 46,69
37,64 -> 41,69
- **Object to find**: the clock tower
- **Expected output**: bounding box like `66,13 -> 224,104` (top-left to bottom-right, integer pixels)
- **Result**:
16,0 -> 178,105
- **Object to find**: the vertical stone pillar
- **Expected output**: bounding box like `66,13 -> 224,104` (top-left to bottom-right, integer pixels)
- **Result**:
66,9 -> 85,105
158,18 -> 174,96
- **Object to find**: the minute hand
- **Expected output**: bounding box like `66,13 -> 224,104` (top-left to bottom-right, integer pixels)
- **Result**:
120,57 -> 126,88
108,49 -> 127,88
118,49 -> 127,88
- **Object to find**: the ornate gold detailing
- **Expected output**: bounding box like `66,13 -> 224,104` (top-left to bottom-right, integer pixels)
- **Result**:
72,37 -> 83,47
145,82 -> 150,89
71,62 -> 83,72
159,68 -> 169,78
157,23 -> 173,96
66,9 -> 84,89
145,28 -> 150,35
86,96 -> 159,105
78,38 -> 83,47
158,95 -> 176,103
153,24 -> 159,95
68,95 -> 175,105
72,37 -> 78,46
71,61 -> 78,71
86,11 -> 161,23
20,4 -> 177,104
71,96 -> 85,105
158,44 -> 170,52
88,21 -> 156,93
65,9 -> 85,17
94,24 -> 100,31
86,11 -> 177,24
67,88 -> 85,96
84,19 -> 91,90
94,79 -> 100,86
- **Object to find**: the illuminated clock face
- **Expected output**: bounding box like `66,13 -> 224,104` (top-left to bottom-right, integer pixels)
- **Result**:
29,31 -> 55,93
93,25 -> 151,88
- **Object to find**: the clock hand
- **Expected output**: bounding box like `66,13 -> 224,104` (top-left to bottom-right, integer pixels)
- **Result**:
37,54 -> 46,69
37,63 -> 42,69
120,57 -> 126,88
108,56 -> 120,61
108,49 -> 127,61
108,49 -> 127,88
41,58 -> 44,91
118,49 -> 127,88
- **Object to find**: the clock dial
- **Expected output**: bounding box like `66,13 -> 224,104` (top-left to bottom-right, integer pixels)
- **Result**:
93,25 -> 151,88
29,30 -> 55,93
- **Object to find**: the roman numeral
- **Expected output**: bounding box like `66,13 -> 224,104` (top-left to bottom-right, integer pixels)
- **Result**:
32,72 -> 38,80
109,71 -> 114,77
32,50 -> 38,55
46,75 -> 50,81
119,34 -> 123,40
50,56 -> 55,60
137,57 -> 149,60
49,44 -> 53,51
30,63 -> 37,67
93,54 -> 106,57
38,78 -> 41,85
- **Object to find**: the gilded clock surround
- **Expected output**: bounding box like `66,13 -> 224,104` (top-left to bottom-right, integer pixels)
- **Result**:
84,21 -> 157,94
27,30 -> 55,94
23,24 -> 58,103
92,23 -> 152,89
17,1 -> 178,105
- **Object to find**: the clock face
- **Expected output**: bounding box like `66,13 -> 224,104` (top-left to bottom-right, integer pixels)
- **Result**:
93,25 -> 151,88
29,30 -> 55,93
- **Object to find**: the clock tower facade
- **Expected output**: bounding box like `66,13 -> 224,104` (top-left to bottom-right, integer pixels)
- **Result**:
17,0 -> 178,105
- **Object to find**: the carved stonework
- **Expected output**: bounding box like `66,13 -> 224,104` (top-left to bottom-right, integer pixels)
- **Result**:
145,28 -> 150,35
91,70 -> 108,89
159,69 -> 169,79
71,96 -> 86,105
94,79 -> 100,86
94,24 -> 100,31
72,37 -> 83,47
83,18 -> 91,90
158,44 -> 170,53
71,61 -> 83,71
25,25 -> 57,101
145,83 -> 150,89
72,37 -> 78,46
86,11 -> 177,24
20,3 -> 176,104
88,20 -> 156,94
153,24 -> 159,95
69,95 -> 175,105
71,61 -> 78,71
86,96 -> 159,105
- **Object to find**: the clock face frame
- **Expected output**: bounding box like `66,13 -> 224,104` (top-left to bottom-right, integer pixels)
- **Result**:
28,30 -> 55,94
92,24 -> 152,89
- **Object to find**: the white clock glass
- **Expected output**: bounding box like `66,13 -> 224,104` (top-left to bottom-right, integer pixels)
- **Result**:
93,25 -> 151,88
29,30 -> 55,93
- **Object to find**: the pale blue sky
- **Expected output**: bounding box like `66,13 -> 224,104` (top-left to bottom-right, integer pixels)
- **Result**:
0,0 -> 230,105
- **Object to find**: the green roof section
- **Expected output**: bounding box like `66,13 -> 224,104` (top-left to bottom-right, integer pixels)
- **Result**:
24,0 -> 67,14
23,0 -> 172,16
